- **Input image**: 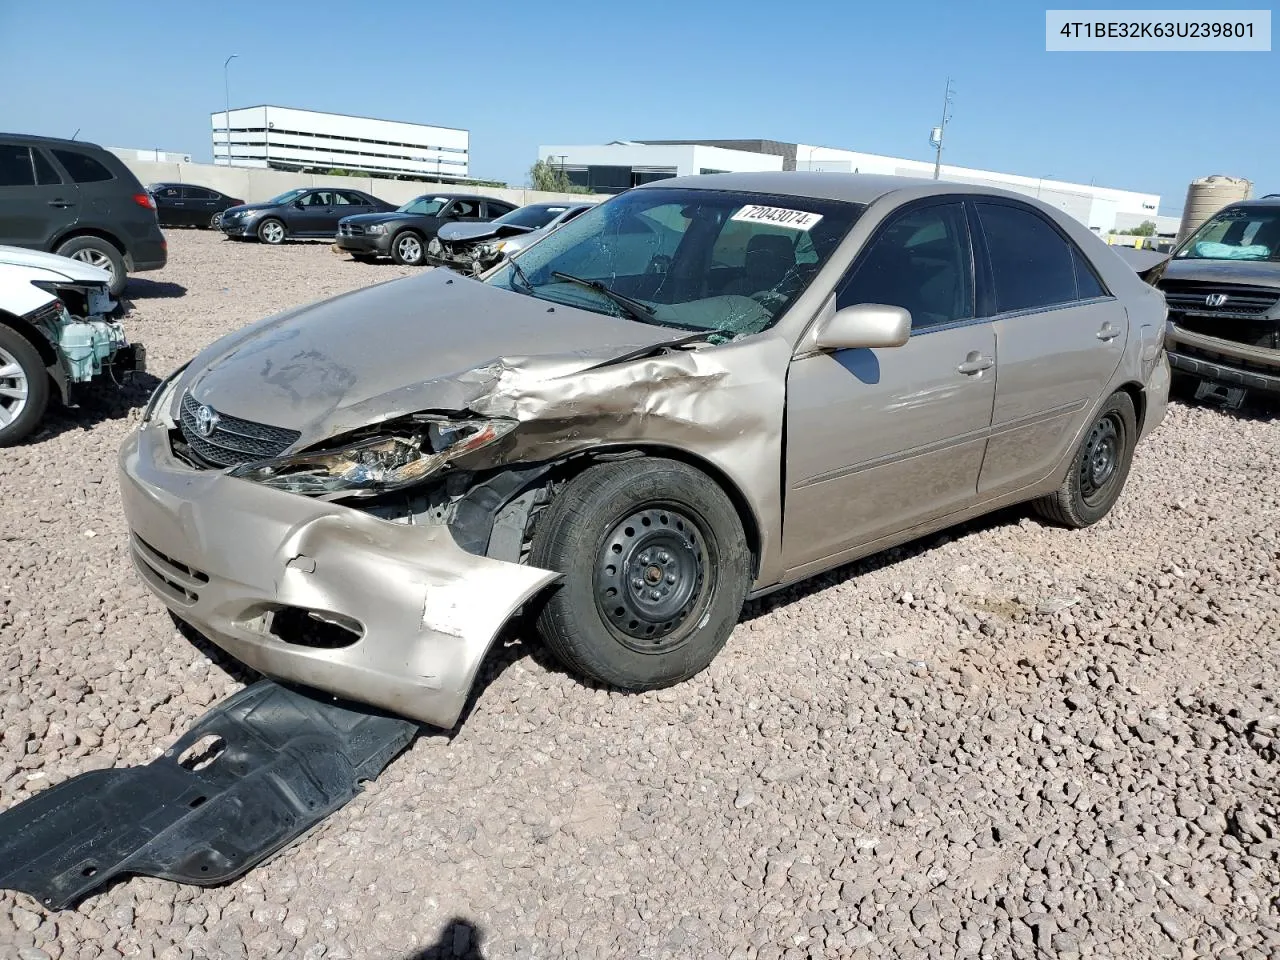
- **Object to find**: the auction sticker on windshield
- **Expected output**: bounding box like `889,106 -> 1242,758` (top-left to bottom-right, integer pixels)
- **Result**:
730,205 -> 824,231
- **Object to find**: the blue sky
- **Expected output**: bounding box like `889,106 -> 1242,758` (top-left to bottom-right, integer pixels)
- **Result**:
0,0 -> 1272,214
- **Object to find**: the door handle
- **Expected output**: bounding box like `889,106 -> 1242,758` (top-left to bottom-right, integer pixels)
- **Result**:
957,353 -> 994,376
47,199 -> 74,208
1096,323 -> 1120,342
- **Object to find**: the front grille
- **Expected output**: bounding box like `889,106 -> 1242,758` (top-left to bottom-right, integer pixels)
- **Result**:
178,391 -> 300,468
339,223 -> 365,237
130,534 -> 209,605
1162,283 -> 1279,319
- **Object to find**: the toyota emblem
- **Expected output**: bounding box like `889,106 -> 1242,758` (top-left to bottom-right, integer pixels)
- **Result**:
1205,293 -> 1229,307
194,404 -> 220,438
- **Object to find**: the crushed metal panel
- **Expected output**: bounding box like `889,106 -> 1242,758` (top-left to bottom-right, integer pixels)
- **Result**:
0,680 -> 418,909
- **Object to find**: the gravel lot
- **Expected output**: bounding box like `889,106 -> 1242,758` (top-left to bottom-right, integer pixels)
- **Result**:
1,229 -> 1278,960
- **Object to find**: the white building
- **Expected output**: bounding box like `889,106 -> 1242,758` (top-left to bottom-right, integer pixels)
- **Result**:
212,106 -> 469,180
539,139 -> 1161,234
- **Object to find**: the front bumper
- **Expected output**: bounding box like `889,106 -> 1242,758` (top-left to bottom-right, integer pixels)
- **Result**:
335,233 -> 392,256
118,422 -> 558,727
425,238 -> 494,273
219,219 -> 258,238
1166,322 -> 1280,396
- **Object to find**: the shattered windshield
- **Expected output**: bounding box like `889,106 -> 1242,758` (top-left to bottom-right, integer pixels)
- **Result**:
487,188 -> 862,336
398,196 -> 449,215
1175,206 -> 1280,261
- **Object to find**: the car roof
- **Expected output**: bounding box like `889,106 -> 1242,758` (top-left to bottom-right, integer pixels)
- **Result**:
0,132 -> 106,150
639,171 -> 1054,208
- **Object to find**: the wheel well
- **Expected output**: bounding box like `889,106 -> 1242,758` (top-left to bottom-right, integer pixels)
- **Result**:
1116,381 -> 1146,433
545,446 -> 763,578
51,228 -> 126,257
0,311 -> 57,367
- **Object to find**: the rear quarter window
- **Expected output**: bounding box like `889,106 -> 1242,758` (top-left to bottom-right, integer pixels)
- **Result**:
51,149 -> 115,184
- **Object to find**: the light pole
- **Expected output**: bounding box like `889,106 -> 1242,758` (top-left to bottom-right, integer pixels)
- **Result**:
222,54 -> 238,167
931,77 -> 954,180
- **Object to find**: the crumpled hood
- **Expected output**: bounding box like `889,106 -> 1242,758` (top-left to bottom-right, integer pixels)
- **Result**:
437,222 -> 532,244
1159,257 -> 1280,291
0,245 -> 111,284
179,269 -> 686,446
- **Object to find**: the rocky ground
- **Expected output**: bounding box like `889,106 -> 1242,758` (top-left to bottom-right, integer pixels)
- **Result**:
1,230 -> 1277,960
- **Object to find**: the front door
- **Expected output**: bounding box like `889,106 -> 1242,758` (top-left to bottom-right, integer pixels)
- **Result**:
971,200 -> 1129,496
293,190 -> 338,235
0,143 -> 78,248
783,200 -> 996,573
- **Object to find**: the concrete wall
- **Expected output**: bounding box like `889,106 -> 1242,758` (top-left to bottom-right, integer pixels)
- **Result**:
112,155 -> 600,207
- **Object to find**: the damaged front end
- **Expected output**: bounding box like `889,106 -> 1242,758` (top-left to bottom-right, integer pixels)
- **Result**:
426,235 -> 510,277
29,279 -> 145,403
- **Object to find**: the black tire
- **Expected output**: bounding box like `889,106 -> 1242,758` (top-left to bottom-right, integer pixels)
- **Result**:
256,218 -> 287,245
529,458 -> 752,690
0,325 -> 50,447
1034,391 -> 1137,528
55,236 -> 127,297
390,230 -> 426,266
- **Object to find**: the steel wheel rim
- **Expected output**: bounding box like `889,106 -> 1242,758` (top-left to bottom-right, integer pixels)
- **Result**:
210,213 -> 221,228
261,221 -> 284,243
1079,412 -> 1123,505
0,346 -> 30,428
70,248 -> 115,280
594,506 -> 711,653
397,235 -> 421,262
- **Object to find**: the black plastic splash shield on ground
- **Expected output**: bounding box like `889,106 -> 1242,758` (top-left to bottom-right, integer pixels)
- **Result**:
0,680 -> 419,909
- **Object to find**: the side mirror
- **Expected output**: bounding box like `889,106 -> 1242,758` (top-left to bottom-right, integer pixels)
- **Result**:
812,303 -> 911,351
292,201 -> 305,210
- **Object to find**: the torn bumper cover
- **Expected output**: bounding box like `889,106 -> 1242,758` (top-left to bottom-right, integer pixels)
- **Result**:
0,680 -> 418,909
118,423 -> 559,728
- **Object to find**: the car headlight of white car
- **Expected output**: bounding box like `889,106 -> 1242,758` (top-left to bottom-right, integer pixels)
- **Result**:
229,416 -> 517,497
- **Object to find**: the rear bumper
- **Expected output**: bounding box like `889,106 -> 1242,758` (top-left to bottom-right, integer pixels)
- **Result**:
1166,322 -> 1280,396
118,421 -> 559,727
126,237 -> 168,272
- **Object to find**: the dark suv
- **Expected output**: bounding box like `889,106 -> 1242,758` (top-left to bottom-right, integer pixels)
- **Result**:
1155,198 -> 1280,408
0,133 -> 167,296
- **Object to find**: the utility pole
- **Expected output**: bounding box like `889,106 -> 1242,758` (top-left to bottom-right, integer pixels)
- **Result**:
930,77 -> 954,180
222,54 -> 238,167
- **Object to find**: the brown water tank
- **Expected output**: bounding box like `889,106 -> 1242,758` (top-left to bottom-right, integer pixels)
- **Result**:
1177,175 -> 1253,243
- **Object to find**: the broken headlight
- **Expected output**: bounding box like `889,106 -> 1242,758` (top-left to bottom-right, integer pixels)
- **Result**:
229,417 -> 516,497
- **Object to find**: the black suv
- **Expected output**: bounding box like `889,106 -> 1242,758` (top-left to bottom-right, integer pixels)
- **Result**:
0,133 -> 167,296
1155,198 -> 1280,409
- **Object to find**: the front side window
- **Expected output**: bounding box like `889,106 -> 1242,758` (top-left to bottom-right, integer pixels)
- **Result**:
487,187 -> 861,337
837,202 -> 973,329
0,144 -> 36,186
50,149 -> 114,184
155,186 -> 182,199
448,200 -> 480,218
976,202 -> 1078,312
302,191 -> 334,207
1175,206 -> 1280,262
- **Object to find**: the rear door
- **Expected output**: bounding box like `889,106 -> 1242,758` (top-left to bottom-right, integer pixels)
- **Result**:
971,200 -> 1129,496
184,186 -> 221,226
0,142 -> 78,248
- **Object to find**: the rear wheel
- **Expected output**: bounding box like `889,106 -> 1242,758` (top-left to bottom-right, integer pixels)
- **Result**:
257,218 -> 286,245
0,326 -> 50,447
55,236 -> 127,297
1034,391 -> 1137,528
391,231 -> 426,266
530,458 -> 751,690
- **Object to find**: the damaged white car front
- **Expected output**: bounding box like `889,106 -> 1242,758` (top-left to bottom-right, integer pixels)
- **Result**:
0,245 -> 145,445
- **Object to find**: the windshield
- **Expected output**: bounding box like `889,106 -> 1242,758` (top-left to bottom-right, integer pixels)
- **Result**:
494,205 -> 569,230
1175,206 -> 1280,261
268,188 -> 308,205
398,196 -> 449,215
486,188 -> 862,336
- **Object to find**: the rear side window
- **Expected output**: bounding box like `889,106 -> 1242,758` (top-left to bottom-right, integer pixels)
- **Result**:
51,149 -> 115,184
976,202 -> 1078,312
0,144 -> 36,186
187,187 -> 215,200
32,150 -> 62,185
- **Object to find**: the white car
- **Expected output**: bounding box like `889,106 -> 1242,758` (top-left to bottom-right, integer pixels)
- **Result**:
0,246 -> 145,445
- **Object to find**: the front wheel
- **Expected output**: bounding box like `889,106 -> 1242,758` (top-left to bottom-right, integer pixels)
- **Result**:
390,231 -> 426,266
1034,391 -> 1137,528
256,218 -> 286,245
530,458 -> 752,690
0,326 -> 50,447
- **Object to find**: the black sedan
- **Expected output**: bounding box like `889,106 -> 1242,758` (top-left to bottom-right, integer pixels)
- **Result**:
219,188 -> 395,244
149,183 -> 244,229
335,193 -> 517,265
